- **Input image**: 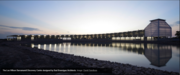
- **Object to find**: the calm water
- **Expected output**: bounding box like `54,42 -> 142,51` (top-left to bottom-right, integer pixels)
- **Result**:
23,42 -> 179,72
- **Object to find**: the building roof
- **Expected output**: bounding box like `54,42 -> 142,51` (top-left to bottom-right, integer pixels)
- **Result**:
150,19 -> 165,22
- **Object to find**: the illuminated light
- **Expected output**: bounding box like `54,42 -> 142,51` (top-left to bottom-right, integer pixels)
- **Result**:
121,43 -> 124,47
68,43 -> 71,47
31,44 -> 34,48
49,44 -> 51,51
17,36 -> 21,41
31,37 -> 34,41
25,35 -> 27,38
59,44 -> 61,52
49,35 -> 52,39
38,44 -> 40,49
68,43 -> 70,53
63,45 -> 66,53
44,44 -> 46,50
130,44 -> 134,48
116,43 -> 120,47
54,44 -> 56,51
38,35 -> 41,38
64,43 -> 66,48
112,43 -> 116,47
44,35 -> 46,38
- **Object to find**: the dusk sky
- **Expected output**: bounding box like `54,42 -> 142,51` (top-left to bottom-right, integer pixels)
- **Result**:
0,1 -> 179,39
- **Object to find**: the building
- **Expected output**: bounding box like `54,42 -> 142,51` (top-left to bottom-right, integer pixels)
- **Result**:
7,19 -> 172,41
145,19 -> 172,40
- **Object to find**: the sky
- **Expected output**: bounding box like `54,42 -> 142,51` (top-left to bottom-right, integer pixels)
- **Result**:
0,0 -> 179,39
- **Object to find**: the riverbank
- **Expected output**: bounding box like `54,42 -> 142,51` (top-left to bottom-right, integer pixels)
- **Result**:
0,41 -> 179,75
0,42 -> 112,75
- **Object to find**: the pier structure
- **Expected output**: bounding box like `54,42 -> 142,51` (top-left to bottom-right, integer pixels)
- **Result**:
7,30 -> 145,41
7,19 -> 172,41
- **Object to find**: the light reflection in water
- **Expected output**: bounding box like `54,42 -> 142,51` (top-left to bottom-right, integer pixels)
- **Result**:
144,44 -> 172,67
67,43 -> 70,53
63,43 -> 66,53
49,44 -> 51,51
44,44 -> 46,50
59,44 -> 61,52
30,42 -> 179,72
38,44 -> 40,49
54,44 -> 56,51
31,44 -> 34,48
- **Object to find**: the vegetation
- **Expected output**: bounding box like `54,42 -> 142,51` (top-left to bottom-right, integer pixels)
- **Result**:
175,31 -> 180,38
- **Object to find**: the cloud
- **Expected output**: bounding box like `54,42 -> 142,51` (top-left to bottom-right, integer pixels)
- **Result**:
0,25 -> 40,31
9,27 -> 21,29
175,21 -> 180,24
170,21 -> 180,27
22,27 -> 39,31
0,25 -> 9,27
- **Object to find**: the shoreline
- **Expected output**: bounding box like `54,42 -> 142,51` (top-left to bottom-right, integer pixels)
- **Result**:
0,42 -> 179,75
4,39 -> 180,46
2,38 -> 179,45
0,42 -> 112,75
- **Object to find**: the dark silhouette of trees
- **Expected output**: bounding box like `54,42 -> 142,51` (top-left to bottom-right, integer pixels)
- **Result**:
175,31 -> 180,38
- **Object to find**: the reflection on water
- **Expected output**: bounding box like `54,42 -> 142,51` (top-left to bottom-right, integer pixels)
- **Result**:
144,44 -> 172,67
23,42 -> 179,72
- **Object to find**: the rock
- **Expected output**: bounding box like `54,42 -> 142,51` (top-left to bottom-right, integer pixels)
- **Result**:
131,70 -> 137,74
125,67 -> 132,73
145,71 -> 151,75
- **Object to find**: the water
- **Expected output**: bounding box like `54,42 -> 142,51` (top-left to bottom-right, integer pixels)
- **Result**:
23,42 -> 179,72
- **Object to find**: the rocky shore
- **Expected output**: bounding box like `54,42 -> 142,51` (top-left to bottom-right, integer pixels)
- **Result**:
0,42 -> 179,75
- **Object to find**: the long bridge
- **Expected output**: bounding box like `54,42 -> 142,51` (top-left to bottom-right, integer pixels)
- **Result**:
7,19 -> 172,41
